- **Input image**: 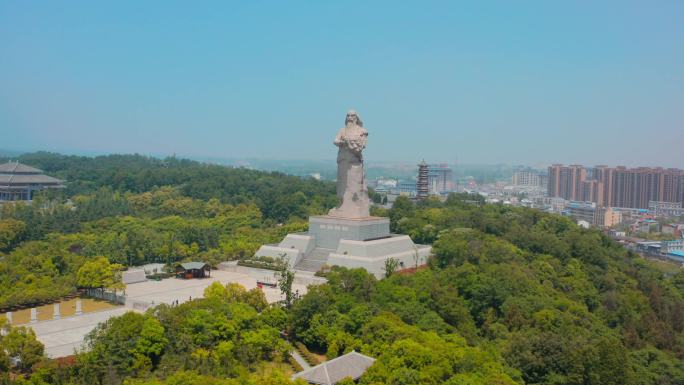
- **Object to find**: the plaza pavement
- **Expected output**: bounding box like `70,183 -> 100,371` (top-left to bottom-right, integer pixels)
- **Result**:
30,269 -> 309,358
30,307 -> 130,358
124,269 -> 308,306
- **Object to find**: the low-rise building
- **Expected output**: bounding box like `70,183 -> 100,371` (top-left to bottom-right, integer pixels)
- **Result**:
0,161 -> 64,201
649,201 -> 684,217
635,239 -> 684,262
577,220 -> 591,229
661,239 -> 684,254
533,196 -> 568,213
668,250 -> 684,262
175,262 -> 211,279
564,201 -> 597,225
396,181 -> 417,196
662,224 -> 684,238
632,219 -> 661,234
608,229 -> 627,237
597,207 -> 623,227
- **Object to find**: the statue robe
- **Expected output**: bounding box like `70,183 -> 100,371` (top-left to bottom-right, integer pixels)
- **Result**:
328,124 -> 370,218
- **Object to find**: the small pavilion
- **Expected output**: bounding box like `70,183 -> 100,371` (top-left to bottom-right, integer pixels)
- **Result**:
175,262 -> 211,279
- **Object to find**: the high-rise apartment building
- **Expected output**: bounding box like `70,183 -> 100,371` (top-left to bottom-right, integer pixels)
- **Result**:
428,163 -> 455,194
512,169 -> 547,187
547,164 -> 684,209
547,164 -> 586,201
547,164 -> 561,197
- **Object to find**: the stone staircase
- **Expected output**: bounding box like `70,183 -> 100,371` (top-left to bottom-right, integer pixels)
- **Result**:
295,248 -> 333,273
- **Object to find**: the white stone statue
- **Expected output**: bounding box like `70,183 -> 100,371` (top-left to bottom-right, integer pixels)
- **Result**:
328,110 -> 371,218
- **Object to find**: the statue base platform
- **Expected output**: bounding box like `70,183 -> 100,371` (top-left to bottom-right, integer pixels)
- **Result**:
254,215 -> 431,278
309,215 -> 390,248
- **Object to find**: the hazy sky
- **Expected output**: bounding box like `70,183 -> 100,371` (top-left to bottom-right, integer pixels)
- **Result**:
1,1 -> 682,167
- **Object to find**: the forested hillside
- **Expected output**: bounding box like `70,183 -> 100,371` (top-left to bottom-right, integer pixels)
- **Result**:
0,153 -> 336,308
2,154 -> 684,384
3,152 -> 337,222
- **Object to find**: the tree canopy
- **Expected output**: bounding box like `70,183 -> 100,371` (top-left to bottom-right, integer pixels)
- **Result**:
3,155 -> 684,384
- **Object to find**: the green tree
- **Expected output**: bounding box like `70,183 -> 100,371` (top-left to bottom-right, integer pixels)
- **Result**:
277,257 -> 295,308
76,256 -> 125,293
204,281 -> 229,299
78,312 -> 167,382
135,317 -> 168,363
204,282 -> 268,312
0,317 -> 45,373
0,218 -> 26,251
383,257 -> 400,278
389,196 -> 414,232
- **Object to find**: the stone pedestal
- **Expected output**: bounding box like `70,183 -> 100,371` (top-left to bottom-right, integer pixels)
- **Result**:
327,235 -> 431,278
75,299 -> 83,316
308,216 -> 390,248
254,216 -> 391,267
255,215 -> 431,279
30,308 -> 37,323
53,303 -> 61,320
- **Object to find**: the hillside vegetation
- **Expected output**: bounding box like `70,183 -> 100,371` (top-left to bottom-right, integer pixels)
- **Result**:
0,153 -> 336,308
1,153 -> 684,384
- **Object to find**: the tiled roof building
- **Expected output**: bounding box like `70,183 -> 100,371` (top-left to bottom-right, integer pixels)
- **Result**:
0,161 -> 64,201
175,262 -> 211,279
293,351 -> 375,385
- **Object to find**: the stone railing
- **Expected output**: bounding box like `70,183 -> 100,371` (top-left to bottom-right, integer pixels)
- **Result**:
4,299 -> 84,324
85,288 -> 126,305
218,261 -> 327,286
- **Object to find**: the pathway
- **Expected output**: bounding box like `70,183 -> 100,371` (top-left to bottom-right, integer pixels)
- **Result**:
290,349 -> 311,371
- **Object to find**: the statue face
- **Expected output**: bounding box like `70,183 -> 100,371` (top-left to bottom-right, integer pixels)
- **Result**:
346,112 -> 358,126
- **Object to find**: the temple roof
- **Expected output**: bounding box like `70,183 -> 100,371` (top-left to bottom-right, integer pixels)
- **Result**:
0,162 -> 63,186
0,161 -> 44,174
292,351 -> 375,385
0,174 -> 63,185
177,262 -> 210,270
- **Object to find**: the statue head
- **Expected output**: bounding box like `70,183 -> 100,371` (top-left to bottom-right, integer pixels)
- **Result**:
345,110 -> 363,127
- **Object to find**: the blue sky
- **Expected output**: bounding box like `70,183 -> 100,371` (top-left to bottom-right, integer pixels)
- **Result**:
1,1 -> 682,167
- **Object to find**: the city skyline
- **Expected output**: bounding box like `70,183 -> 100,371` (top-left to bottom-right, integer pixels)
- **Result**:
547,163 -> 684,209
1,1 -> 683,167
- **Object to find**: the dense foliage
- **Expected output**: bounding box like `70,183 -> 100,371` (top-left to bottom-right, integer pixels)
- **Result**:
0,153 -> 336,308
3,154 -> 684,384
2,285 -> 303,385
5,152 -> 337,223
0,317 -> 44,374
